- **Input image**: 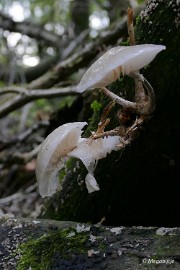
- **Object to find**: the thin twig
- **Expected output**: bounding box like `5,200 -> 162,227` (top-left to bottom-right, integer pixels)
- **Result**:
0,86 -> 28,96
127,7 -> 135,45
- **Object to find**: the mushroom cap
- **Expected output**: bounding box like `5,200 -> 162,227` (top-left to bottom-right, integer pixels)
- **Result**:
76,44 -> 166,93
85,173 -> 100,193
36,122 -> 87,197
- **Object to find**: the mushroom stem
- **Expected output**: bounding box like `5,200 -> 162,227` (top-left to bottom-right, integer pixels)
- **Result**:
142,77 -> 156,114
128,71 -> 144,81
102,87 -> 136,111
134,79 -> 147,104
128,72 -> 156,114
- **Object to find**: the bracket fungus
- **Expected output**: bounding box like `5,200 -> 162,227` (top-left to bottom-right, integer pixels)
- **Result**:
76,44 -> 166,93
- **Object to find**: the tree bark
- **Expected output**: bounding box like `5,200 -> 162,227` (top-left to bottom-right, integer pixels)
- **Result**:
70,0 -> 90,35
0,216 -> 180,269
42,0 -> 180,227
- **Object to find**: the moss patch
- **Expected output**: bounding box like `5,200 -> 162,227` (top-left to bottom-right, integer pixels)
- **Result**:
16,228 -> 90,270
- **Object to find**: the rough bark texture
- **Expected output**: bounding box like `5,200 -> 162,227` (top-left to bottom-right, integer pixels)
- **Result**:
42,0 -> 180,227
0,216 -> 180,270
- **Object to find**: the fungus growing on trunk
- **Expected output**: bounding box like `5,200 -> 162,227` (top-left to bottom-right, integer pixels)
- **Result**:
36,8 -> 166,197
36,44 -> 166,197
36,43 -> 166,197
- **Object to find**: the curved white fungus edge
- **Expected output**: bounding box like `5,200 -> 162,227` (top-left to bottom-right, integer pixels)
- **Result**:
76,44 -> 166,93
68,136 -> 121,193
85,173 -> 100,193
36,122 -> 87,198
68,136 -> 121,169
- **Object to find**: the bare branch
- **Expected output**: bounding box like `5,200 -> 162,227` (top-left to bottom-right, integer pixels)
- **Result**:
61,29 -> 90,60
0,31 -> 89,84
0,86 -> 78,119
0,5 -> 143,119
0,11 -> 61,47
28,5 -> 143,90
28,19 -> 126,89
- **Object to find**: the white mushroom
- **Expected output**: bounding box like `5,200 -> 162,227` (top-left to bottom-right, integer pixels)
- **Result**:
68,135 -> 121,193
85,173 -> 100,193
68,136 -> 121,170
36,122 -> 87,198
76,44 -> 166,93
36,120 -> 123,196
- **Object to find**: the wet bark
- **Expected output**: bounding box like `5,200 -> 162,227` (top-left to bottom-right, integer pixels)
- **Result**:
0,216 -> 180,270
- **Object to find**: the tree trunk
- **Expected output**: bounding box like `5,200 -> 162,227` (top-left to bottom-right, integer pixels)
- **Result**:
70,0 -> 90,35
42,0 -> 180,227
1,216 -> 180,270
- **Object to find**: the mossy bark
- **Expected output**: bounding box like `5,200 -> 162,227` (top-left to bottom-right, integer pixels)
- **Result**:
1,216 -> 180,270
43,0 -> 180,227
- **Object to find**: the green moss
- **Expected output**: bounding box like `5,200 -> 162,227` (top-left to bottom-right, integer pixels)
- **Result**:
58,167 -> 66,183
135,14 -> 141,25
16,226 -> 109,270
120,40 -> 130,46
58,157 -> 75,183
90,100 -> 102,112
16,228 -> 89,270
151,234 -> 180,259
